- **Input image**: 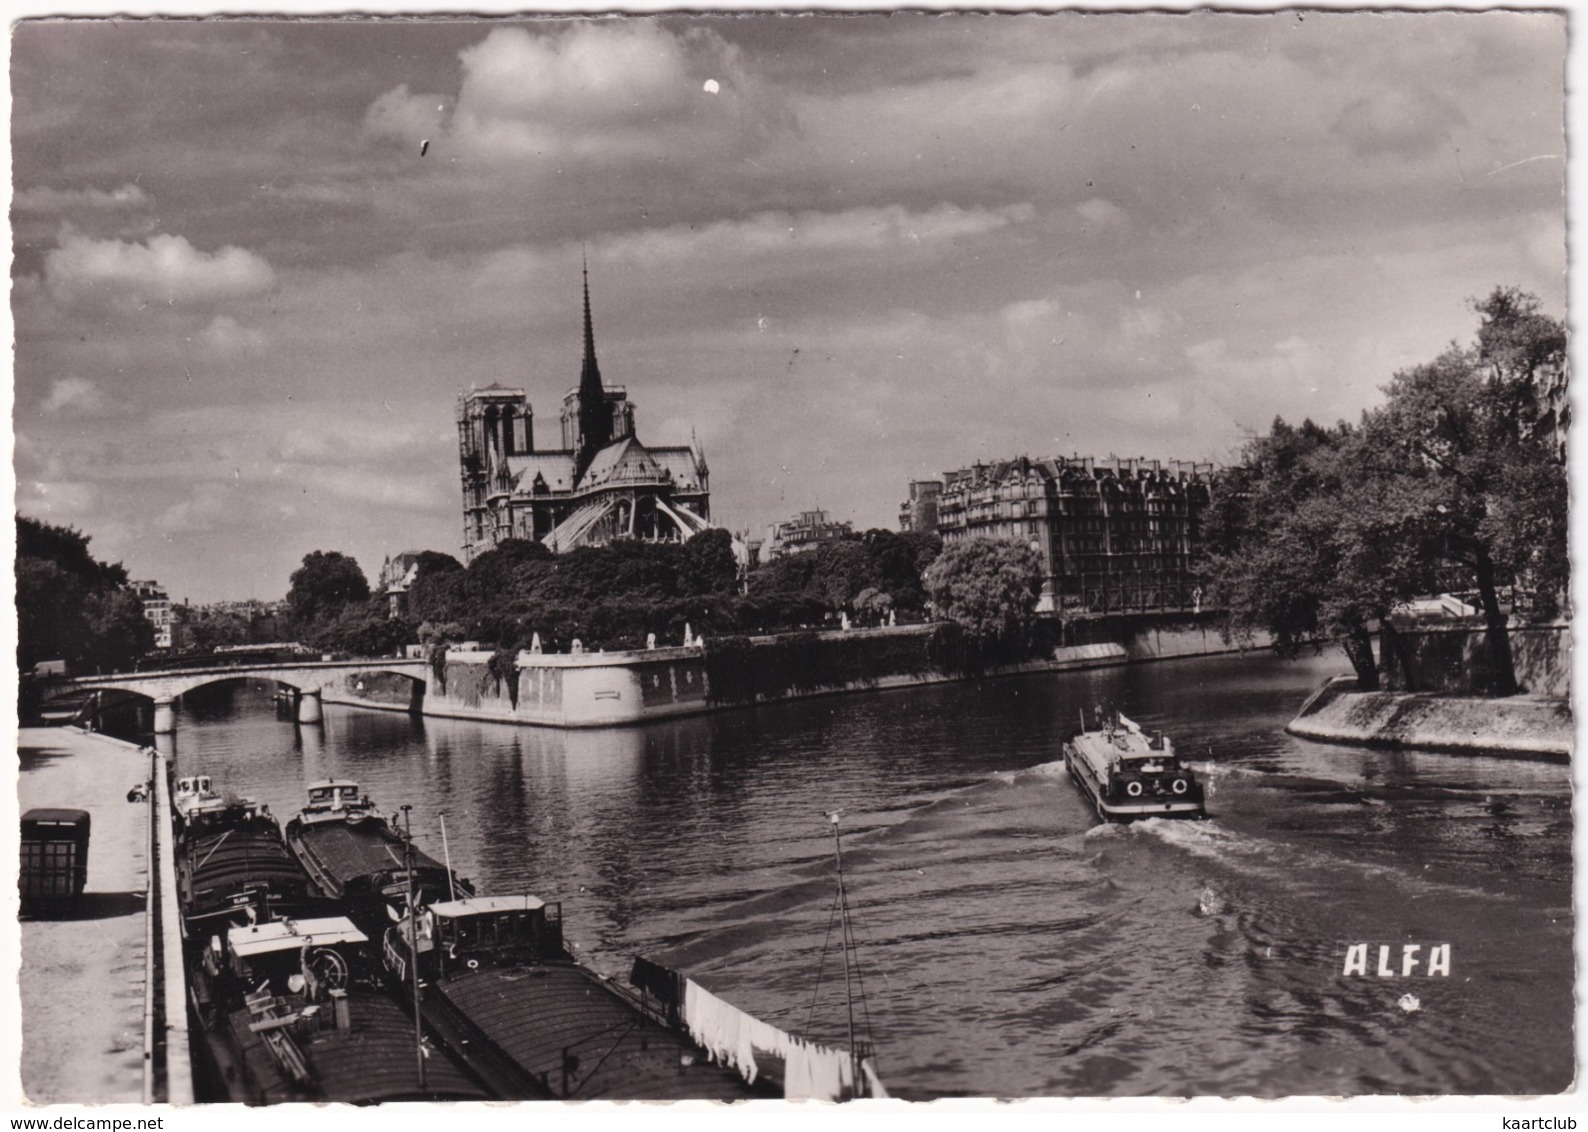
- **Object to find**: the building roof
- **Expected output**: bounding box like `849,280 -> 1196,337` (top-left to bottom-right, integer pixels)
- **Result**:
578,436 -> 667,490
648,446 -> 704,491
429,894 -> 547,918
228,916 -> 368,959
503,451 -> 578,493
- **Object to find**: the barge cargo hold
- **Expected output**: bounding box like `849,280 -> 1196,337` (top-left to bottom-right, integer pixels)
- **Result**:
383,895 -> 768,1101
283,781 -> 471,933
385,893 -> 884,1101
174,776 -> 321,934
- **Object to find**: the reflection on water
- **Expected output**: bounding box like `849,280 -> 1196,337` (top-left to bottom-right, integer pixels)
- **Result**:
147,654 -> 1572,1099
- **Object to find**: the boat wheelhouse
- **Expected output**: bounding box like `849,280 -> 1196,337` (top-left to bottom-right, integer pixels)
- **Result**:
1063,712 -> 1206,821
294,780 -> 377,825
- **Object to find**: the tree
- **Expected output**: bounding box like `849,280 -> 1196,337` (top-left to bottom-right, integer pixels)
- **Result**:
921,537 -> 1043,644
1210,289 -> 1568,695
309,600 -> 413,656
1207,418 -> 1433,689
172,606 -> 251,652
286,551 -> 370,628
679,528 -> 738,596
16,516 -> 152,674
406,552 -> 466,625
82,589 -> 157,671
862,528 -> 931,611
17,517 -> 128,592
16,558 -> 89,671
853,586 -> 894,626
1363,290 -> 1569,692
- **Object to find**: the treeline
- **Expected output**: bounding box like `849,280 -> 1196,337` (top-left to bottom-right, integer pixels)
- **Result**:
1207,287 -> 1568,694
287,527 -> 948,656
16,517 -> 155,674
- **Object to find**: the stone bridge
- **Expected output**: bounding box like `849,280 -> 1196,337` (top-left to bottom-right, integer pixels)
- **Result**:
71,659 -> 428,733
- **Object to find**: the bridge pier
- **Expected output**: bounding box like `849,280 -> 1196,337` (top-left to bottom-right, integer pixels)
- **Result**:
297,688 -> 323,725
152,697 -> 176,735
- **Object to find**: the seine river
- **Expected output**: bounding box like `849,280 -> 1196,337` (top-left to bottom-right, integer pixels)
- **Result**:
140,652 -> 1573,1099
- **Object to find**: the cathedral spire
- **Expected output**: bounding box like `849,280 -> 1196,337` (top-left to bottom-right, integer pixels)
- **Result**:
580,252 -> 602,396
576,255 -> 613,474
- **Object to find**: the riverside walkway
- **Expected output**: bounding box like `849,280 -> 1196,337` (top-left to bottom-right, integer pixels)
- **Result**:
17,727 -> 190,1104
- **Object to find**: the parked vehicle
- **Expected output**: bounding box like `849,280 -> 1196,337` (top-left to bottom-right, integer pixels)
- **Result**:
20,809 -> 90,917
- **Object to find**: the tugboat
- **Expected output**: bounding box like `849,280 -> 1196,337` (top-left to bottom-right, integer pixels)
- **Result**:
283,782 -> 471,934
1064,711 -> 1207,821
174,776 -> 321,935
186,912 -> 488,1103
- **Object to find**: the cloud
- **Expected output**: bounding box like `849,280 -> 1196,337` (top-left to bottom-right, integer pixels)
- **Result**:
157,486 -> 236,537
1076,197 -> 1127,228
364,83 -> 450,144
1332,87 -> 1468,158
613,202 -> 1036,267
43,228 -> 276,308
41,377 -> 106,415
441,23 -> 759,164
14,182 -> 151,214
195,315 -> 266,358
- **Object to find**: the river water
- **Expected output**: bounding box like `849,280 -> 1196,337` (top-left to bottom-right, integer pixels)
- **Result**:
140,652 -> 1573,1099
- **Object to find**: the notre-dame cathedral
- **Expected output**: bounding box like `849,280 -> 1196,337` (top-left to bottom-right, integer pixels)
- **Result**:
456,268 -> 712,562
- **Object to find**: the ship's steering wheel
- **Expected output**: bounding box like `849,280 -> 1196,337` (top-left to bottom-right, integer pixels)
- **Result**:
306,947 -> 349,991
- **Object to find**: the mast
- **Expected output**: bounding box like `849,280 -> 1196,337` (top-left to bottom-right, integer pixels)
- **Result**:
401,805 -> 427,1091
826,810 -> 861,1095
439,813 -> 457,903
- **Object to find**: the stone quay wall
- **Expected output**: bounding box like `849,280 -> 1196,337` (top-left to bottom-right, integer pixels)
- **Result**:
1287,675 -> 1572,760
1378,622 -> 1570,699
324,612 -> 1261,728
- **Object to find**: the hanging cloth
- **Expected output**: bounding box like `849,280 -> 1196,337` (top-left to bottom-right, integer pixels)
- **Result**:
680,979 -> 859,1101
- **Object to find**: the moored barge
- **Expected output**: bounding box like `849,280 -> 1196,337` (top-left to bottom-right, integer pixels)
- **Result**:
187,913 -> 488,1103
1064,712 -> 1206,821
384,894 -> 884,1100
283,781 -> 471,933
174,776 -> 322,935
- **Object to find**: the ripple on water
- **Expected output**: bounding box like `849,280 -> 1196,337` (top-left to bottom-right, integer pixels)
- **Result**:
146,654 -> 1571,1098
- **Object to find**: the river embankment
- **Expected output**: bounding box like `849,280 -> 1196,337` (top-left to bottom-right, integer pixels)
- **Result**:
1287,674 -> 1573,760
323,613 -> 1263,728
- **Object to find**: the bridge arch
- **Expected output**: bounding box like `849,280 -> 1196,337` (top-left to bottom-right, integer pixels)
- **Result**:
69,658 -> 429,734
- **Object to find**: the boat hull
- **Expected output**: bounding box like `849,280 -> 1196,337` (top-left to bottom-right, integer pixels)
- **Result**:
1064,740 -> 1206,821
189,981 -> 488,1104
406,961 -> 768,1101
284,814 -> 467,932
178,813 -> 322,937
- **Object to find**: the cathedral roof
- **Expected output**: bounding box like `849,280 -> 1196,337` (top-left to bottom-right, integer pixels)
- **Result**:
577,435 -> 668,490
647,446 -> 705,491
504,451 -> 577,494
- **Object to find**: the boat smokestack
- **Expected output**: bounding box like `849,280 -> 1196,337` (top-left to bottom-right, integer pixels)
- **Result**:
330,988 -> 350,1031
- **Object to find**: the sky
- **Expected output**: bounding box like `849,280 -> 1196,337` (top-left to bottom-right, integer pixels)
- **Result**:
10,9 -> 1567,605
